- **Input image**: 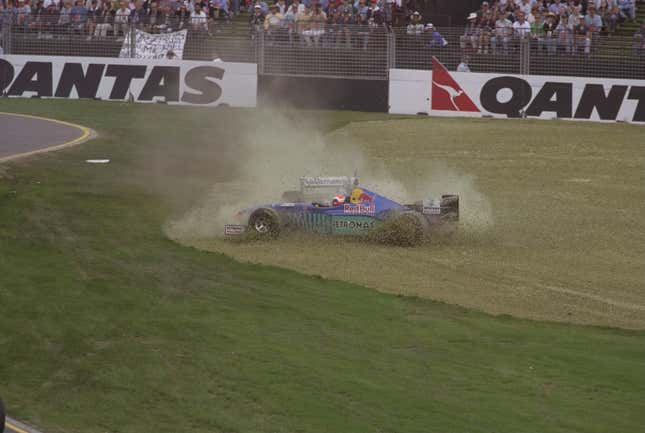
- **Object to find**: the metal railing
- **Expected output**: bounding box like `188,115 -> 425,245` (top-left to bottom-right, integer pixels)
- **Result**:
2,15 -> 644,80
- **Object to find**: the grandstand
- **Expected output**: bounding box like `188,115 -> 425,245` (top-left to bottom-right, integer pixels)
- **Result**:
1,0 -> 644,79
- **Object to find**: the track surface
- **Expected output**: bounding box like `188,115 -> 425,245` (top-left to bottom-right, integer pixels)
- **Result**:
2,112 -> 92,433
0,112 -> 91,161
5,417 -> 44,433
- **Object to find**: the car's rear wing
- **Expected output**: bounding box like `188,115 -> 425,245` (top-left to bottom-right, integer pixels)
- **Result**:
299,176 -> 358,191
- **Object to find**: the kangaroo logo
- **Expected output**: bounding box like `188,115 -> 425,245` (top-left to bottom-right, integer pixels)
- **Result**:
431,57 -> 480,112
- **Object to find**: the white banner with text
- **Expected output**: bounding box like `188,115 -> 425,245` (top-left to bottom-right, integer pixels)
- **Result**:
0,55 -> 257,107
389,58 -> 645,123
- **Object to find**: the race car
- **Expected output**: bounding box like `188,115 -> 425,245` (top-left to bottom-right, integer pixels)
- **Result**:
225,176 -> 459,238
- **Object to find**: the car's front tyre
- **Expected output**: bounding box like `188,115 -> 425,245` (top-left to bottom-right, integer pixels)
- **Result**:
248,208 -> 281,237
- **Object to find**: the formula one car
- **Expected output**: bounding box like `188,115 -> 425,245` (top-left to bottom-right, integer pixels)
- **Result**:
225,176 -> 459,238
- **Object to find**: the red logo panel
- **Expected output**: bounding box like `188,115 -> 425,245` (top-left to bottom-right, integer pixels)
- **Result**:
431,57 -> 480,112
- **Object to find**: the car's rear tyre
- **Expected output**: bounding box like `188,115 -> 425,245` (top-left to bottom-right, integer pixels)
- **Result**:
370,211 -> 427,246
248,209 -> 281,237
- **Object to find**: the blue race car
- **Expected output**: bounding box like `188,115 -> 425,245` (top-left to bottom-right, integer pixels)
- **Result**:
225,176 -> 459,238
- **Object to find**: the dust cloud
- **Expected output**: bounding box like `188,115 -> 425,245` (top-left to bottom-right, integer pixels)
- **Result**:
164,113 -> 493,241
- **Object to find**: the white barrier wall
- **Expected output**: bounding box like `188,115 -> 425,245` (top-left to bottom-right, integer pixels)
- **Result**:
389,61 -> 645,124
0,55 -> 257,107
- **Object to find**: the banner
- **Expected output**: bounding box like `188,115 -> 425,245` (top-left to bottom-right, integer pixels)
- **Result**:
389,58 -> 645,123
119,29 -> 188,60
0,55 -> 257,107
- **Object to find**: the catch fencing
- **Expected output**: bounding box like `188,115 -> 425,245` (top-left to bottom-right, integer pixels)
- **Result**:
1,16 -> 644,80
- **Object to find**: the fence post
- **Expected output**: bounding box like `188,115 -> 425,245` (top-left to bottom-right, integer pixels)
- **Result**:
520,37 -> 530,75
257,27 -> 265,75
386,30 -> 396,71
2,22 -> 12,55
129,22 -> 135,58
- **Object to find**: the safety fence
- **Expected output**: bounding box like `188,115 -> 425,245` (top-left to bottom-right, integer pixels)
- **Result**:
2,17 -> 644,80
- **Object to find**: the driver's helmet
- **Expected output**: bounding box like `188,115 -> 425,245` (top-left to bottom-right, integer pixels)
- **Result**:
331,194 -> 346,206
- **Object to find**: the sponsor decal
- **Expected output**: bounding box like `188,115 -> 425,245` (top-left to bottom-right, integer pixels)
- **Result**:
390,60 -> 644,123
331,216 -> 377,234
343,203 -> 375,215
224,224 -> 245,235
422,206 -> 441,215
479,76 -> 644,121
300,176 -> 350,187
431,57 -> 479,112
0,55 -> 257,107
349,188 -> 374,204
119,29 -> 188,60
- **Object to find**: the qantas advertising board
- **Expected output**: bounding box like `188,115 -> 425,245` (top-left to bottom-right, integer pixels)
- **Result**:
0,55 -> 257,107
389,57 -> 644,123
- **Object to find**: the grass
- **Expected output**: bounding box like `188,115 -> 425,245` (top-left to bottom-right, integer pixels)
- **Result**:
0,99 -> 644,433
178,116 -> 645,329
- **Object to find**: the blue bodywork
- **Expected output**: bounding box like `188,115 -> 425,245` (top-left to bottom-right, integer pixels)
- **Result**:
239,187 -> 415,236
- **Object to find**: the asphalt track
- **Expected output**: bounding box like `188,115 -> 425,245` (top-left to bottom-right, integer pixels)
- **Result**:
0,112 -> 92,162
2,112 -> 93,433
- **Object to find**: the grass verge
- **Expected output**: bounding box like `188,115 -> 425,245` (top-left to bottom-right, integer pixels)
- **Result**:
0,99 -> 644,433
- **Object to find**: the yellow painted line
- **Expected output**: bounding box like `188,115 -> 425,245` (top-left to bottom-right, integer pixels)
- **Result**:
0,111 -> 94,163
6,421 -> 32,433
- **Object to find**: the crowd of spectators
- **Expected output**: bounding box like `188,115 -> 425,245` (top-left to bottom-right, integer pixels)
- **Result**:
459,0 -> 643,56
0,0 -> 641,55
0,0 -> 232,40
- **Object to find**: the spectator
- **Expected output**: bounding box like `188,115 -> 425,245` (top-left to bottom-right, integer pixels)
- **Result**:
633,19 -> 645,55
424,22 -> 447,48
518,0 -> 531,16
85,0 -> 101,37
94,0 -> 114,36
190,2 -> 207,33
572,14 -> 590,54
405,10 -> 422,35
283,1 -> 297,43
540,11 -> 558,54
512,10 -> 531,39
41,2 -> 60,35
291,0 -> 304,13
335,6 -> 353,47
29,0 -> 46,35
460,12 -> 479,52
16,0 -> 30,30
175,2 -> 190,29
491,10 -> 512,54
295,2 -> 310,44
478,10 -> 495,54
130,0 -> 146,28
549,0 -> 565,15
303,2 -> 325,46
275,0 -> 285,14
264,3 -> 283,43
457,56 -> 470,71
477,1 -> 489,18
158,4 -> 177,31
585,5 -> 602,45
617,0 -> 635,21
251,0 -> 268,14
113,0 -> 130,39
249,3 -> 264,38
602,2 -> 620,33
58,0 -> 73,34
355,0 -> 368,23
145,2 -> 161,32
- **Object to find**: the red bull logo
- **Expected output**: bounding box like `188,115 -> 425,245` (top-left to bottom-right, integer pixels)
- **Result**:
345,188 -> 375,214
350,188 -> 374,204
343,203 -> 375,215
